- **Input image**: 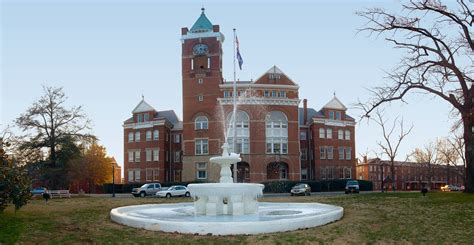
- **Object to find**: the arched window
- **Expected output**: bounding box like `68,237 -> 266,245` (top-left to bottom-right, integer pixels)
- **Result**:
195,116 -> 208,130
265,111 -> 288,154
226,111 -> 250,154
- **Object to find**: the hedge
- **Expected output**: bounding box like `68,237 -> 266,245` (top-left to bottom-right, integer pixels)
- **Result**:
102,180 -> 372,194
260,180 -> 373,193
102,181 -> 208,193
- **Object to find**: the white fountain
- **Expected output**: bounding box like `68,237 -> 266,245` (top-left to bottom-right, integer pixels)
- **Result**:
110,83 -> 343,235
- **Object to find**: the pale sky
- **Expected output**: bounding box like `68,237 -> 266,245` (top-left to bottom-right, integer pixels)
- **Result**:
1,0 -> 457,171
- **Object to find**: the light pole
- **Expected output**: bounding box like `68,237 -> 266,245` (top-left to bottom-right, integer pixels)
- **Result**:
112,162 -> 116,198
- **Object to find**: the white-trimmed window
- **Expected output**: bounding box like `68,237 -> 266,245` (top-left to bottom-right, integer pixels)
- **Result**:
134,150 -> 141,162
338,129 -> 343,140
174,134 -> 181,143
227,111 -> 250,154
144,113 -> 149,122
195,116 -> 208,130
137,114 -> 143,123
344,167 -> 352,179
153,130 -> 159,140
174,151 -> 181,163
266,138 -> 288,154
320,167 -> 327,179
134,170 -> 141,182
271,91 -> 277,97
326,128 -> 332,139
264,90 -> 269,97
301,148 -> 307,160
329,111 -> 335,120
146,169 -> 153,181
278,91 -> 286,98
327,167 -> 334,179
128,150 -> 134,162
265,111 -> 288,154
336,111 -> 341,120
346,147 -> 352,160
198,94 -> 203,101
135,131 -> 140,142
339,147 -> 344,160
153,169 -> 159,180
198,78 -> 203,84
224,91 -> 230,98
195,139 -> 208,155
327,146 -> 334,160
319,128 -> 325,138
320,146 -> 326,159
128,170 -> 134,182
300,132 -> 307,140
146,131 -> 152,141
128,132 -> 134,142
301,169 -> 308,180
153,149 -> 159,161
345,130 -> 351,140
196,162 -> 207,179
146,149 -> 152,162
339,168 -> 345,179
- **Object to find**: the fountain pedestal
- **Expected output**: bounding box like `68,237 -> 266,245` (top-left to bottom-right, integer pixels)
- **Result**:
188,183 -> 264,216
187,143 -> 264,216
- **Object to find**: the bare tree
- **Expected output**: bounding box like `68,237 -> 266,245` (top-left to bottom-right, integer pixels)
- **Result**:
372,109 -> 413,191
15,86 -> 94,167
438,134 -> 466,183
357,0 -> 474,192
412,141 -> 439,188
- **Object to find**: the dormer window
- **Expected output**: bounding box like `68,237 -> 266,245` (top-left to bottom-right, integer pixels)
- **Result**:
335,111 -> 341,120
269,73 -> 281,79
144,113 -> 149,122
264,91 -> 269,97
137,114 -> 144,123
329,111 -> 335,120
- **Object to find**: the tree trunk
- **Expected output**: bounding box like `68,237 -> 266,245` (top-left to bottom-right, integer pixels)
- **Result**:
391,158 -> 396,192
463,118 -> 474,193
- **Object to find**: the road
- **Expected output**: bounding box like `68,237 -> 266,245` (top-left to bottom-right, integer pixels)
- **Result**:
78,191 -> 376,198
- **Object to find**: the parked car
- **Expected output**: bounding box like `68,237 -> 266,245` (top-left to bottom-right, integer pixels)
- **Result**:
290,183 -> 311,196
156,185 -> 190,198
31,187 -> 47,195
345,180 -> 360,194
441,184 -> 460,192
132,183 -> 161,197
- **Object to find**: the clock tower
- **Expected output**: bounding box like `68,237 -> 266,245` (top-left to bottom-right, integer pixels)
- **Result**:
181,8 -> 225,181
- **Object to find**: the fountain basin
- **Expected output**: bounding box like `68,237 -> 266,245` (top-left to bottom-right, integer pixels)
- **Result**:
110,202 -> 343,235
188,183 -> 264,215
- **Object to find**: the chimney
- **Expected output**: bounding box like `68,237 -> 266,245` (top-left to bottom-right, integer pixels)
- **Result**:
303,99 -> 308,125
181,27 -> 188,35
213,25 -> 220,32
363,155 -> 368,164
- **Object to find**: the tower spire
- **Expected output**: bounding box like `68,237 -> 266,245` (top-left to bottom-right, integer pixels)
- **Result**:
201,7 -> 205,14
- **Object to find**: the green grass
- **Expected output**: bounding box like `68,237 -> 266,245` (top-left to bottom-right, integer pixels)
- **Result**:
1,192 -> 473,244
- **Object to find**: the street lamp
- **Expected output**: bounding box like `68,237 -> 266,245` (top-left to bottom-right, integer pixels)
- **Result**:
112,162 -> 116,198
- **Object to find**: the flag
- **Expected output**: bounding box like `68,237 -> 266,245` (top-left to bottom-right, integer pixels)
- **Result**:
236,35 -> 243,70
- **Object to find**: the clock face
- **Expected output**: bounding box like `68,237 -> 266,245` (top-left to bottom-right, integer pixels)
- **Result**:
193,44 -> 209,55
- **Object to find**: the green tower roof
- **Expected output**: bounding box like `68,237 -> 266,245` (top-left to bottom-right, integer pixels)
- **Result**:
190,8 -> 213,33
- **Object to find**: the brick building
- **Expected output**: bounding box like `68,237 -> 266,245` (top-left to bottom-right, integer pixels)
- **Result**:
357,157 -> 464,190
123,9 -> 356,184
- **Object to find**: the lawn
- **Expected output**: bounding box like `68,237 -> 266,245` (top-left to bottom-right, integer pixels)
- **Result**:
1,192 -> 473,244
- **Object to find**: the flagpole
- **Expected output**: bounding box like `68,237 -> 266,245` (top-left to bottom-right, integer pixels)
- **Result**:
232,28 -> 238,183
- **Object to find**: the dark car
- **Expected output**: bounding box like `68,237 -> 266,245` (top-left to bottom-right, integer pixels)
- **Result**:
290,183 -> 311,196
345,180 -> 360,194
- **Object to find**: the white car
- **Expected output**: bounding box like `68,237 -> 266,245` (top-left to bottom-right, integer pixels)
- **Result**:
156,185 -> 191,198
